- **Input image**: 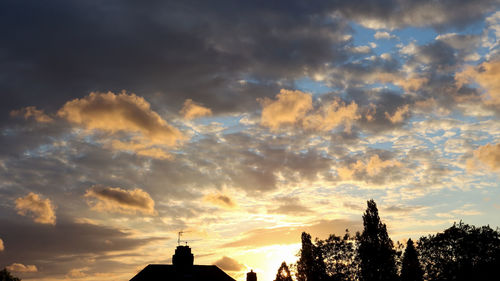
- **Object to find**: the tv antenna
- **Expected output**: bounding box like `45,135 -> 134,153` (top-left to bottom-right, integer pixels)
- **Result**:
177,230 -> 190,246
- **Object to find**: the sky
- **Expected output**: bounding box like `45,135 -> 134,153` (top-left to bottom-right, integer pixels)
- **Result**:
1,0 -> 500,280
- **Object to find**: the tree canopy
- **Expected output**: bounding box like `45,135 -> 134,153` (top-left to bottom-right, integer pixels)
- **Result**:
418,222 -> 500,281
283,200 -> 500,281
0,268 -> 21,281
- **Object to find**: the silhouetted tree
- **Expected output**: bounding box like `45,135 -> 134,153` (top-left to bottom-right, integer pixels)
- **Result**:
296,232 -> 328,281
400,239 -> 423,281
357,200 -> 398,281
317,230 -> 358,281
275,262 -> 293,281
418,222 -> 500,281
0,268 -> 21,281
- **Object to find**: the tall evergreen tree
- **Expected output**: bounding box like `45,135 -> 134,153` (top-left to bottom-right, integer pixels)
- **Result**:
400,239 -> 423,281
357,199 -> 398,281
296,232 -> 327,281
274,262 -> 293,281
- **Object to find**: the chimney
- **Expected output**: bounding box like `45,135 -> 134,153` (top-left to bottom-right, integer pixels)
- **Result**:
172,245 -> 194,270
247,270 -> 257,281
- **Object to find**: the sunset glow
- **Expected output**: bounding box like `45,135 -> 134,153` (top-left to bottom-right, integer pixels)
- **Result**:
2,1 -> 500,281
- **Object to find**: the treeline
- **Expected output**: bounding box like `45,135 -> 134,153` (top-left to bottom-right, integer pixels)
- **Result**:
274,200 -> 500,281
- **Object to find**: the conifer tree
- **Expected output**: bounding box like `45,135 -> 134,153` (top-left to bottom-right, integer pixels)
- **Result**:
400,239 -> 423,281
357,200 -> 398,281
274,262 -> 293,281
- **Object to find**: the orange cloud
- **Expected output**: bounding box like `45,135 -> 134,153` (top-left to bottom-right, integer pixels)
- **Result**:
15,192 -> 56,225
260,89 -> 360,132
213,256 -> 245,271
376,73 -> 428,92
302,100 -> 360,133
85,185 -> 156,215
10,106 -> 53,123
469,142 -> 500,171
57,91 -> 185,159
338,154 -> 402,180
180,99 -> 212,120
110,140 -> 172,160
66,267 -> 90,278
385,104 -> 410,123
259,89 -> 313,130
0,238 -> 4,251
222,219 -> 361,248
456,60 -> 500,106
204,193 -> 237,209
6,263 -> 38,273
58,91 -> 185,146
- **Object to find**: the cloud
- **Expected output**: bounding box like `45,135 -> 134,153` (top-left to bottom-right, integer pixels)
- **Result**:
0,238 -> 4,251
222,219 -> 361,248
259,89 -> 313,131
468,142 -> 500,171
338,154 -> 402,182
302,99 -> 360,133
6,263 -> 38,273
385,104 -> 410,123
10,106 -> 53,123
213,256 -> 245,272
350,45 -> 372,53
57,92 -> 185,158
374,31 -> 396,40
456,60 -> 500,106
260,89 -> 360,132
0,218 -> 162,268
15,192 -> 56,225
336,0 -> 498,30
66,267 -> 90,278
84,185 -> 156,215
204,193 -> 237,209
58,91 -> 184,146
180,99 -> 213,120
376,73 -> 428,93
268,197 -> 313,215
109,140 -> 172,160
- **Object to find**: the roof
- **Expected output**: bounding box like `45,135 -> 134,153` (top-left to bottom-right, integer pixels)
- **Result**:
130,264 -> 237,281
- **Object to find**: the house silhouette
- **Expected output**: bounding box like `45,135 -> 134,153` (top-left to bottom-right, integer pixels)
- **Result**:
130,245 -> 255,281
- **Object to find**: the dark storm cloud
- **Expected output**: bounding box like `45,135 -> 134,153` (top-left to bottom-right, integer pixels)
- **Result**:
335,0 -> 499,30
0,0 -> 351,121
3,0 -> 495,124
0,216 -> 163,277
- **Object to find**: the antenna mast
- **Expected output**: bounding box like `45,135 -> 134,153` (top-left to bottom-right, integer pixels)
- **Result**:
178,231 -> 184,245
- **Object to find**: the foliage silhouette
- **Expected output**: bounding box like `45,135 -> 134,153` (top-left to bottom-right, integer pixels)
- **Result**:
280,200 -> 500,281
274,262 -> 293,281
296,232 -> 328,281
418,221 -> 500,281
356,199 -> 398,281
316,230 -> 358,281
400,239 -> 423,281
0,268 -> 21,281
